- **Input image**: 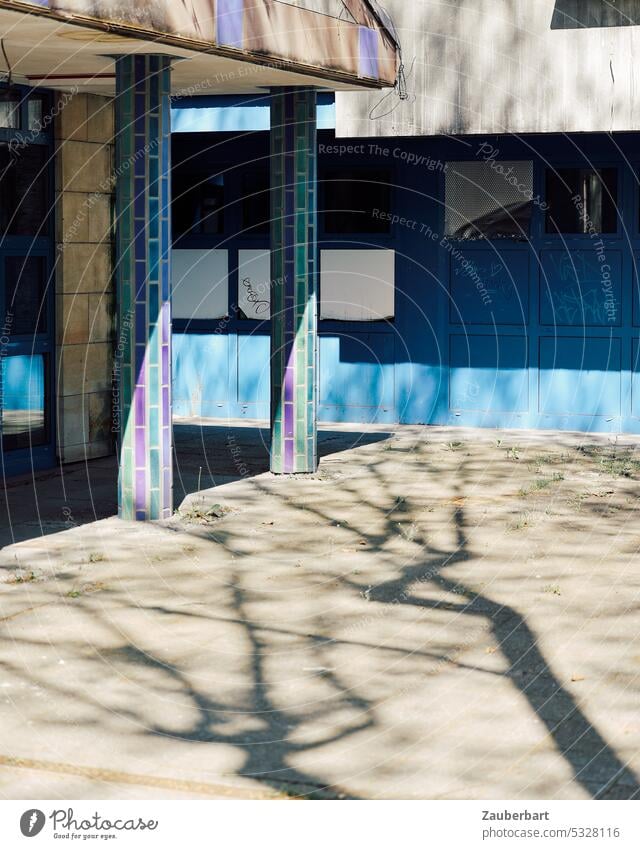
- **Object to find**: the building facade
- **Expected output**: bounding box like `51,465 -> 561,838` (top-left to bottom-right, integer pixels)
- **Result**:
0,0 -> 398,517
4,0 -> 640,521
171,1 -> 640,436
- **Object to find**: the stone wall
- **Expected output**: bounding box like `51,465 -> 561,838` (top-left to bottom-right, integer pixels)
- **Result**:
55,93 -> 115,464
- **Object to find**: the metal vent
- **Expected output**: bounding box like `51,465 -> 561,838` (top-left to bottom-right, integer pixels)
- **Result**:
444,160 -> 534,240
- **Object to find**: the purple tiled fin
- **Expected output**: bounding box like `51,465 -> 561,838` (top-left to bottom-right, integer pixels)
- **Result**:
359,27 -> 379,79
269,88 -> 318,475
284,432 -> 294,470
115,54 -> 173,521
217,0 -> 244,48
284,361 -> 294,437
134,381 -> 146,427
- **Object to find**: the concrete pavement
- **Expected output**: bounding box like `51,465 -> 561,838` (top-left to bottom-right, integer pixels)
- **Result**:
0,421 -> 639,799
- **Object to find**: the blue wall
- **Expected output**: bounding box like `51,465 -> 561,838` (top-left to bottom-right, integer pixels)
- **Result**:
171,127 -> 640,435
171,93 -> 336,133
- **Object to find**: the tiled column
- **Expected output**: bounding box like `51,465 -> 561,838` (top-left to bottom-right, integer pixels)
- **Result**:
270,88 -> 318,474
114,55 -> 172,520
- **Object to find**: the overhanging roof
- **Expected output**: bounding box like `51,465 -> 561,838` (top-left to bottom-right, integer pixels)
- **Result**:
0,0 -> 399,95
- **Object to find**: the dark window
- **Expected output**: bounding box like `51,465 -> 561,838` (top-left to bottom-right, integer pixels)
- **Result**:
5,255 -> 48,335
322,168 -> 392,234
444,160 -> 533,240
27,97 -> 44,132
0,144 -> 50,237
0,91 -> 20,129
241,167 -> 270,235
545,168 -> 617,234
1,353 -> 49,451
172,170 -> 225,238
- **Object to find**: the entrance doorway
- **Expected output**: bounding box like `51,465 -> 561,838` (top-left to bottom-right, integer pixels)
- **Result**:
0,85 -> 55,476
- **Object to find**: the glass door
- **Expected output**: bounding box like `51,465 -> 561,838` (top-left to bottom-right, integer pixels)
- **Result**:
0,87 -> 55,476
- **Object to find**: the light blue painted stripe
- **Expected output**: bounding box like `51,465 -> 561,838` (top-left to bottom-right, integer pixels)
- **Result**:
171,94 -> 335,132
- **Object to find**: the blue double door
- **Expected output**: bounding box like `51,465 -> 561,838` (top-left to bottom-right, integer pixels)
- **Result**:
172,130 -> 640,435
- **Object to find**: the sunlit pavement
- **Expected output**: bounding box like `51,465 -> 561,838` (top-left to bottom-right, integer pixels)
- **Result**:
1,422 -> 639,800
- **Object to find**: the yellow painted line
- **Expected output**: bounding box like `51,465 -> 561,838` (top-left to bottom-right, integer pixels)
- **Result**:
0,754 -> 286,800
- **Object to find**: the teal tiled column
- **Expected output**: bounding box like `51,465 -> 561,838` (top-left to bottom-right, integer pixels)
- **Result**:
270,88 -> 318,474
115,55 -> 173,520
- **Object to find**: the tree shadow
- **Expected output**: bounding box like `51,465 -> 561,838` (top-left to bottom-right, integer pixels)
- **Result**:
172,422 -> 393,504
97,569 -> 373,799
0,422 -> 392,549
362,498 -> 640,799
229,446 -> 640,799
2,429 -> 638,799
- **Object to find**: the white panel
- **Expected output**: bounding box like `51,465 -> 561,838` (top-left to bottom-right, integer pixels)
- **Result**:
320,249 -> 395,321
172,249 -> 228,320
238,249 -> 271,319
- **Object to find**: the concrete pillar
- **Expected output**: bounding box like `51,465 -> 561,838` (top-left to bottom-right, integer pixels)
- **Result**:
114,55 -> 172,520
270,88 -> 318,474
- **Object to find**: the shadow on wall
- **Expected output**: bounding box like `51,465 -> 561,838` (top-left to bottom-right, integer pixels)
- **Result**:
551,0 -> 640,28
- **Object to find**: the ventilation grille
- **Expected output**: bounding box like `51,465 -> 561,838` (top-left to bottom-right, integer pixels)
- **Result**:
445,160 -> 534,240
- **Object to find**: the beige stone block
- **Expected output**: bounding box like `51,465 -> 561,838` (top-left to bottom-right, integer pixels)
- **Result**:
56,190 -> 112,247
59,442 -> 85,464
61,439 -> 113,463
57,393 -> 88,450
57,293 -> 88,346
87,193 -> 112,244
88,293 -> 114,343
89,391 -> 113,443
56,191 -> 89,244
57,344 -> 87,397
58,140 -> 112,193
87,95 -> 114,143
84,342 -> 113,394
57,243 -> 112,294
55,93 -> 88,142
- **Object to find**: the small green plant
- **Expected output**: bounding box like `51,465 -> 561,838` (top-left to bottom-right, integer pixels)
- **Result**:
519,473 -> 564,497
66,581 -> 107,599
508,511 -> 534,531
568,492 -> 589,511
542,584 -> 562,596
178,502 -> 231,523
578,442 -> 640,478
599,455 -> 640,478
507,445 -> 521,461
88,552 -> 105,563
8,571 -> 38,584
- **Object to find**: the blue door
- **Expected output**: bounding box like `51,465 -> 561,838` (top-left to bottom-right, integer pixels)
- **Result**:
0,86 -> 55,475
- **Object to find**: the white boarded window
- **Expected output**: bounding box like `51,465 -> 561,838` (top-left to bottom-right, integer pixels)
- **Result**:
238,250 -> 271,319
444,160 -> 533,240
320,249 -> 395,321
171,249 -> 228,320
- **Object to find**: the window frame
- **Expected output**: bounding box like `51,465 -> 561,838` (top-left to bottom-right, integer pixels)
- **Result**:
319,163 -> 395,239
543,164 -> 622,239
